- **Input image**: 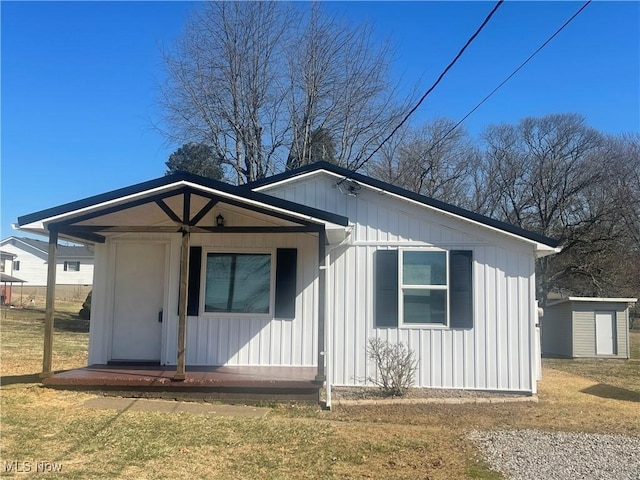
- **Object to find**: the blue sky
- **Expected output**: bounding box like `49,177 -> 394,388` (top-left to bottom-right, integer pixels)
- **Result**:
2,1 -> 638,241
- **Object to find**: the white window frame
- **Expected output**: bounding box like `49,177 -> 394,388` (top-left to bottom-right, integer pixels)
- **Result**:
199,248 -> 276,318
398,248 -> 449,328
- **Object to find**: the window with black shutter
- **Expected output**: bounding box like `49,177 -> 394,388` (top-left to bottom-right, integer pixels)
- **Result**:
193,248 -> 297,318
374,248 -> 473,328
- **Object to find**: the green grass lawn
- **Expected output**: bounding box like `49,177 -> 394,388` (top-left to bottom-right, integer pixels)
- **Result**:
1,307 -> 638,479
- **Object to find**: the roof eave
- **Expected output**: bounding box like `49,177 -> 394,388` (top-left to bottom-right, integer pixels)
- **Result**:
17,178 -> 349,241
254,167 -> 560,251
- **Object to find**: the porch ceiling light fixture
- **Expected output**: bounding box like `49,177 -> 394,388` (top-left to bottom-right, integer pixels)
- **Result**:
216,214 -> 225,227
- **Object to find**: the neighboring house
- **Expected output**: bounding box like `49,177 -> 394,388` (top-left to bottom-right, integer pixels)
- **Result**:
542,297 -> 637,359
17,162 -> 560,403
0,237 -> 94,286
1,249 -> 25,304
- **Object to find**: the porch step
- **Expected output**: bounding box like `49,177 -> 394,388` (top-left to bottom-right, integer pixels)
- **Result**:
41,364 -> 322,404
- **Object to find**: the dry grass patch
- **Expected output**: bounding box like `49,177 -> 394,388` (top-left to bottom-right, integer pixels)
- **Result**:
2,308 -> 639,479
542,330 -> 640,403
0,306 -> 88,377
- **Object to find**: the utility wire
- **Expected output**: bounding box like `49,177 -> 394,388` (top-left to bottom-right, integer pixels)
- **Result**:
344,0 -> 505,179
416,0 -> 592,161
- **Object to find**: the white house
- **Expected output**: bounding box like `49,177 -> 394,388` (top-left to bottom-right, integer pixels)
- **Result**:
17,163 -> 559,404
1,249 -> 26,305
0,237 -> 94,286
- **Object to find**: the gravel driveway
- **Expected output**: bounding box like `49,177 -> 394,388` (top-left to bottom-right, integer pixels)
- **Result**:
469,430 -> 640,480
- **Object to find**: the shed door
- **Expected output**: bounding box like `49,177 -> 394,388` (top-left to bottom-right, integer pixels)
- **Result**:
111,243 -> 165,361
595,311 -> 616,355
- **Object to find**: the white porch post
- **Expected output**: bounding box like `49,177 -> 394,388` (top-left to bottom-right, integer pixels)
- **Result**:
174,229 -> 190,381
40,227 -> 58,378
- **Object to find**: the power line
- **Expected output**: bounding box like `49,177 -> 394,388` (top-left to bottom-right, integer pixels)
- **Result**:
419,0 -> 592,160
345,0 -> 505,177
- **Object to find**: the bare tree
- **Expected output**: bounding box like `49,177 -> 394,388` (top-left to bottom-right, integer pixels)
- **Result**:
159,2 -> 407,182
547,133 -> 640,299
159,2 -> 291,183
369,118 -> 477,205
286,4 -> 406,170
476,114 -> 640,304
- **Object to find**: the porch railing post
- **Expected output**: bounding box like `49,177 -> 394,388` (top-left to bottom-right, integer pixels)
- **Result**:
41,227 -> 58,378
174,229 -> 190,381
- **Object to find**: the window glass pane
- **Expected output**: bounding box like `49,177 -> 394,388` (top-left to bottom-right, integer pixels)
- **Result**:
403,289 -> 447,324
67,261 -> 80,271
205,253 -> 271,313
403,251 -> 446,285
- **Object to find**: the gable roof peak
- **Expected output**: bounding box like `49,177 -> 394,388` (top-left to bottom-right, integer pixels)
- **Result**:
246,162 -> 560,250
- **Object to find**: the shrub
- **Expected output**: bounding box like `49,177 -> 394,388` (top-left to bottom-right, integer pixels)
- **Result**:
78,290 -> 92,320
366,338 -> 418,397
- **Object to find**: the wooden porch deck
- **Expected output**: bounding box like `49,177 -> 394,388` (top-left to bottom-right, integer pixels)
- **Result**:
42,365 -> 322,404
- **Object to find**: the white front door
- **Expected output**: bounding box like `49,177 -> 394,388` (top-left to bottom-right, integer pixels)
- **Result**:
111,243 -> 165,361
595,311 -> 616,355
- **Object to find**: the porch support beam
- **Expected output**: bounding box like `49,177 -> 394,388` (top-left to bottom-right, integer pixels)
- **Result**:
63,226 -> 181,234
61,225 -> 319,234
174,228 -> 190,381
315,227 -> 326,383
156,199 -> 182,223
189,198 -> 218,226
56,189 -> 186,226
40,227 -> 58,378
56,230 -> 106,244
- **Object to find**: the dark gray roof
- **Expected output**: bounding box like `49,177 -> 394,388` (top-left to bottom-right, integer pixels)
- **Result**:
244,161 -> 560,248
8,237 -> 93,258
1,273 -> 26,283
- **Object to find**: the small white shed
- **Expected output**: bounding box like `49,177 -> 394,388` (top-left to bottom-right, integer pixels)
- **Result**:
541,297 -> 637,359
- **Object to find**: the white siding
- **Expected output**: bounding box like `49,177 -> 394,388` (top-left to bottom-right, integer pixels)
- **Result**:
1,243 -> 48,285
263,172 -> 538,392
89,231 -> 318,367
182,232 -> 318,366
0,241 -> 94,286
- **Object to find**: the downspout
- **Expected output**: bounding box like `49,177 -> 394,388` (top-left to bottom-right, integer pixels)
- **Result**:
316,227 -> 326,384
324,247 -> 332,410
324,229 -> 353,409
529,255 -> 538,395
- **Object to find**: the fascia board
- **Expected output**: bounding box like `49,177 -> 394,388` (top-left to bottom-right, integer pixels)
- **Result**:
256,169 -> 560,253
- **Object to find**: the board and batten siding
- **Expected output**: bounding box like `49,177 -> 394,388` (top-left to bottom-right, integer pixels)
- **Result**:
261,172 -> 539,392
89,230 -> 319,367
182,232 -> 318,367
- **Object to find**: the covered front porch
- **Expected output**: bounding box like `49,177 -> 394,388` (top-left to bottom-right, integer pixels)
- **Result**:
17,172 -> 350,402
42,364 -> 321,403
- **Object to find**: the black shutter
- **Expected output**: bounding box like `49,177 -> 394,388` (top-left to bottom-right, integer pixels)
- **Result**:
187,246 -> 202,316
275,248 -> 297,318
449,250 -> 473,329
375,250 -> 398,327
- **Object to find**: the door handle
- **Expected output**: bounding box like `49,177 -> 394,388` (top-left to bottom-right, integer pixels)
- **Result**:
158,309 -> 163,323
